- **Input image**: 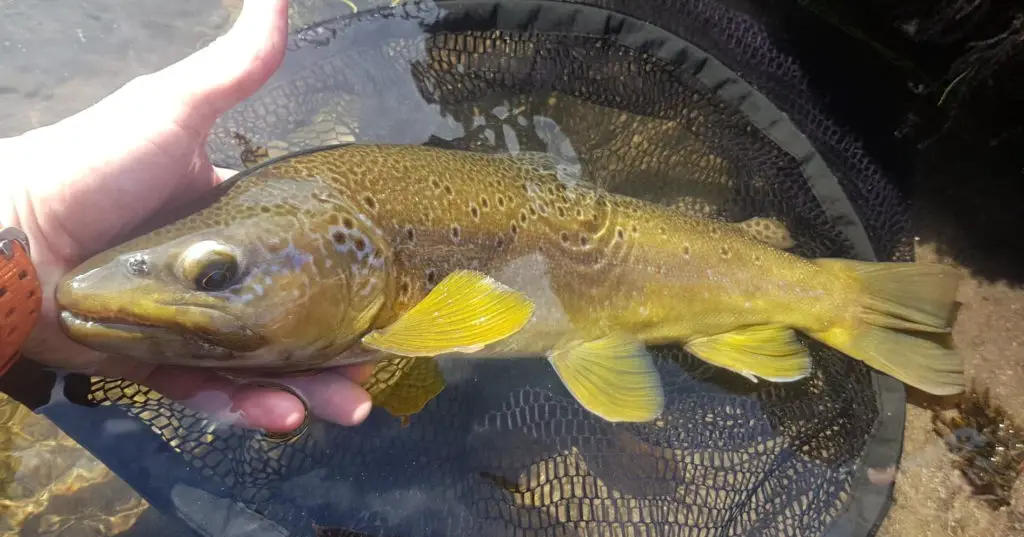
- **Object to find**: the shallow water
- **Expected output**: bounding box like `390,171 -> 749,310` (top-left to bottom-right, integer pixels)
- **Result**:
4,1 -> 1018,536
0,1 -> 232,535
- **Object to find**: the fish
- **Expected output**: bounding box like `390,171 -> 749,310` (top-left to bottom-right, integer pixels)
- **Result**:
55,143 -> 966,423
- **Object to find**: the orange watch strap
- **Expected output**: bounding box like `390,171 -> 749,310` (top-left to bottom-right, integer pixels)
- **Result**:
0,227 -> 42,377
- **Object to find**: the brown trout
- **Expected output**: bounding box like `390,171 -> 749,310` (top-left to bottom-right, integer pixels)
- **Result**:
55,144 -> 965,423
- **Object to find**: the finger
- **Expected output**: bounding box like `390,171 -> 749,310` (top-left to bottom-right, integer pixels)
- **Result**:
139,365 -> 308,434
156,0 -> 290,126
270,370 -> 374,427
214,166 -> 240,183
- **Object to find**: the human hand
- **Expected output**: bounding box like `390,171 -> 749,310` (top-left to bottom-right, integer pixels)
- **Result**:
0,0 -> 375,434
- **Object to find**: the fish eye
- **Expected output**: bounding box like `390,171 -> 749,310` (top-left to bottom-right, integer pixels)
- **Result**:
178,240 -> 242,292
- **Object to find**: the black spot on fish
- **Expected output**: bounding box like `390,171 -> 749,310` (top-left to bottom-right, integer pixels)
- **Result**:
496,195 -> 506,209
560,231 -> 570,244
430,178 -> 442,190
354,237 -> 367,252
342,217 -> 355,230
575,208 -> 584,218
579,234 -> 590,248
443,184 -> 454,196
720,246 -> 731,258
451,225 -> 461,241
519,211 -> 528,225
616,227 -> 625,241
495,235 -> 505,249
510,222 -> 519,236
470,205 -> 480,220
480,196 -> 490,209
399,279 -> 411,297
260,206 -> 271,214
405,227 -> 415,243
332,231 -> 347,245
426,269 -> 437,285
362,195 -> 377,211
528,205 -> 538,218
682,244 -> 691,258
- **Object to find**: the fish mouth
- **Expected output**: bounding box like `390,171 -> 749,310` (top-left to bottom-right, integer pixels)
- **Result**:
58,308 -> 263,364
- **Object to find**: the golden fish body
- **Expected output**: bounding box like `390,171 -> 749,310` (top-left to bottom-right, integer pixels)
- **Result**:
57,144 -> 965,423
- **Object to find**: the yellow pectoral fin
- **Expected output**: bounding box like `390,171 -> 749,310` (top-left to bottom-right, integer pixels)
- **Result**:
733,217 -> 795,250
363,356 -> 446,419
361,270 -> 535,357
548,335 -> 665,423
684,325 -> 812,382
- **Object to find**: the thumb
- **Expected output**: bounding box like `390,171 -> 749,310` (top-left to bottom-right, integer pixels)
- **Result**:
70,0 -> 289,133
159,0 -> 290,127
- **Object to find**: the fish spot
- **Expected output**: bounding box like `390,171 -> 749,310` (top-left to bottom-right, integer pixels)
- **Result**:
405,227 -> 416,243
559,231 -> 570,244
399,279 -> 411,298
631,224 -> 639,235
592,213 -> 600,224
510,222 -> 519,236
682,244 -> 691,258
579,234 -> 590,248
443,184 -> 454,196
616,227 -> 625,241
451,225 -> 461,241
480,196 -> 490,210
470,204 -> 480,220
426,269 -> 437,285
342,217 -> 355,230
430,178 -> 442,190
528,205 -> 538,218
331,231 -> 347,245
354,237 -> 367,252
496,195 -> 506,209
260,206 -> 272,214
720,246 -> 731,258
557,206 -> 567,219
575,208 -> 584,218
495,235 -> 505,249
519,211 -> 528,224
362,195 -> 377,211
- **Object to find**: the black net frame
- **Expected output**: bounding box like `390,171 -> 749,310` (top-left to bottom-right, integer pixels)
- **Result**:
36,2 -> 911,537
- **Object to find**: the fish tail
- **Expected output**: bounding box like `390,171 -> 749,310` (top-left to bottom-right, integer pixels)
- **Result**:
808,259 -> 966,396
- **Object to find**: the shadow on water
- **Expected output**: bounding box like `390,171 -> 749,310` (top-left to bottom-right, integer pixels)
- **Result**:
745,0 -> 1024,286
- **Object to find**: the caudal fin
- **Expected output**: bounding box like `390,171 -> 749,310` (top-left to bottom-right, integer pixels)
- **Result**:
810,259 -> 966,396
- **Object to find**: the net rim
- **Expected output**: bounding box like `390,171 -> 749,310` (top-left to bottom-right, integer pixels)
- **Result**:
39,2 -> 907,536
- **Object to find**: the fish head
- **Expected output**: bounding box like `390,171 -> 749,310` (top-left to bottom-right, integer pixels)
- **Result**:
56,178 -> 393,370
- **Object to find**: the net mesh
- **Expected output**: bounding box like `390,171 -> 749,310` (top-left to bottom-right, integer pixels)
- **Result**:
45,1 -> 914,536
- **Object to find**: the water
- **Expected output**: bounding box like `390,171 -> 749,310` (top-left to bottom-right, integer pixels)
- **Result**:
0,1 -> 931,536
0,1 -> 234,535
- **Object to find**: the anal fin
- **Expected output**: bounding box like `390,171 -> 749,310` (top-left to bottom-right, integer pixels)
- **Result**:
684,325 -> 811,382
548,334 -> 665,423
